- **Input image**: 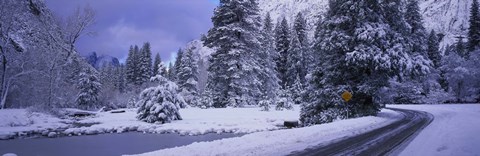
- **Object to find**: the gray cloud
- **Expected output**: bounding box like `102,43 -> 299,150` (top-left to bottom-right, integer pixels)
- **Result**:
45,0 -> 217,63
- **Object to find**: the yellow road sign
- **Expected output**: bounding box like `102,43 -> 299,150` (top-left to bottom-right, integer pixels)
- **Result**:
342,91 -> 352,102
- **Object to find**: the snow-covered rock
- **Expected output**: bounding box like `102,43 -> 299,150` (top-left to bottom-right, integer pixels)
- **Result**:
47,132 -> 57,138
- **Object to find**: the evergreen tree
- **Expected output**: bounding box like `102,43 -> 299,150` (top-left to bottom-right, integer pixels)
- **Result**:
153,53 -> 161,76
406,0 -> 428,57
125,46 -> 137,84
172,49 -> 184,82
302,0 -> 429,126
275,17 -> 290,89
427,30 -> 441,68
468,0 -> 480,52
293,12 -> 310,82
138,42 -> 153,85
115,64 -> 126,92
167,62 -> 174,80
386,0 -> 432,104
136,74 -> 184,123
177,46 -> 199,106
204,0 -> 263,108
258,12 -> 280,101
290,75 -> 304,105
76,70 -> 102,110
286,29 -> 302,87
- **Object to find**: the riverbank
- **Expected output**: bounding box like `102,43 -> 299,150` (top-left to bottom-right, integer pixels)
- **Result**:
0,106 -> 299,140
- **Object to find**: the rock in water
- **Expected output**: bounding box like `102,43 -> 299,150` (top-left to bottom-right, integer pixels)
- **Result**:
47,132 -> 57,138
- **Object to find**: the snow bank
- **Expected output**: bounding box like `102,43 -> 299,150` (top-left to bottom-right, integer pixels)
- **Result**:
0,109 -> 69,140
128,109 -> 401,156
1,106 -> 300,139
66,106 -> 300,136
389,104 -> 480,156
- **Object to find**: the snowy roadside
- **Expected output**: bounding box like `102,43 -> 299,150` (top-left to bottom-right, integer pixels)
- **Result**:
127,109 -> 402,156
0,106 -> 299,140
389,104 -> 480,156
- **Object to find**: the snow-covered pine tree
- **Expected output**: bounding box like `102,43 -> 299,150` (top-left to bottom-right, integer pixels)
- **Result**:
427,30 -> 442,68
100,63 -> 115,89
406,0 -> 428,57
258,12 -> 280,101
290,75 -> 304,105
286,29 -> 302,88
138,42 -> 153,85
76,70 -> 102,110
126,45 -> 137,84
172,48 -> 184,82
153,53 -> 161,76
468,0 -> 480,52
275,17 -> 290,89
167,62 -> 174,80
293,12 -> 311,79
302,0 -> 429,126
136,73 -> 185,123
383,0 -> 432,104
204,0 -> 263,108
114,64 -> 126,92
177,46 -> 199,106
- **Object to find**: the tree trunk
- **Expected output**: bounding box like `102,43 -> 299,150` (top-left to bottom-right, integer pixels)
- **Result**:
0,50 -> 7,109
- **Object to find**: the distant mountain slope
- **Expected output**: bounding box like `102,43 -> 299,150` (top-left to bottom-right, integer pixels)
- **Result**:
257,0 -> 471,49
420,0 -> 471,49
84,52 -> 120,69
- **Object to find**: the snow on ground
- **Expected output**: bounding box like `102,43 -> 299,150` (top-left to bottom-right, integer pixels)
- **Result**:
389,104 -> 480,156
127,109 -> 402,156
0,109 -> 69,139
0,106 -> 300,139
66,106 -> 300,136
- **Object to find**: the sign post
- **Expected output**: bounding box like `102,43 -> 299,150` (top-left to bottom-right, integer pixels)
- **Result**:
342,91 -> 352,118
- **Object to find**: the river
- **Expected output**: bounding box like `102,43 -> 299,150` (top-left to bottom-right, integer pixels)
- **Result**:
0,133 -> 241,156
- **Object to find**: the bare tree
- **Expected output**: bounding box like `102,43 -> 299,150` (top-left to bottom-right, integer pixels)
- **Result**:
62,4 -> 96,54
0,0 -> 24,109
0,1 -> 97,109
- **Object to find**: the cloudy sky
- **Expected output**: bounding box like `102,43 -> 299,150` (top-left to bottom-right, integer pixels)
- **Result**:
45,0 -> 220,63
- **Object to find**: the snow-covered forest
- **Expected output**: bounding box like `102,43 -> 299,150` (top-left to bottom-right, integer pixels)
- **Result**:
1,0 -> 480,124
1,0 -> 480,155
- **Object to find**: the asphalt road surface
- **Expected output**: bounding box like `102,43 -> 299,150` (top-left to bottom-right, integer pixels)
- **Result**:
289,108 -> 434,156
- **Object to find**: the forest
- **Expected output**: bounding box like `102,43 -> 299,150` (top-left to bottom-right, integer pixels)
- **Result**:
1,0 -> 479,126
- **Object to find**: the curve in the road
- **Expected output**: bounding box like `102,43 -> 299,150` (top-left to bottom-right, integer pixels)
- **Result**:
289,108 -> 434,156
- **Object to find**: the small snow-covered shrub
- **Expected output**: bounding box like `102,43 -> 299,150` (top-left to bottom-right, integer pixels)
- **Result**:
259,99 -> 272,111
276,90 -> 293,111
76,71 -> 102,110
199,93 -> 213,109
136,75 -> 186,123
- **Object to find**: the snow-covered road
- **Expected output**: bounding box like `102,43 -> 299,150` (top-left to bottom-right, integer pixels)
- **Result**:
290,108 -> 433,156
130,105 -> 480,156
